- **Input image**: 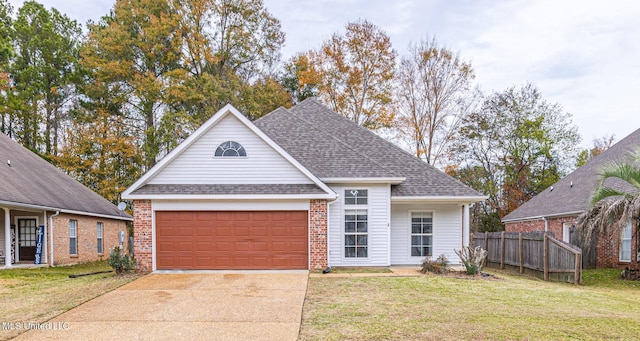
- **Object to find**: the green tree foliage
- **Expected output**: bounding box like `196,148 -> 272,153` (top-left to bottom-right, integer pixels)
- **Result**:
396,36 -> 479,167
304,19 -> 397,130
2,1 -> 81,156
81,0 -> 185,171
280,53 -> 320,104
576,134 -> 615,167
577,151 -> 640,262
450,84 -> 581,231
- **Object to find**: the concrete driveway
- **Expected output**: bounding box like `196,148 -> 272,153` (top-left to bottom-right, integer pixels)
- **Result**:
15,271 -> 308,341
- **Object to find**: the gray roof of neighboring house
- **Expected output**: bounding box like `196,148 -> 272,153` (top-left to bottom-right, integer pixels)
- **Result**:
503,128 -> 640,222
255,98 -> 484,198
0,133 -> 131,220
131,184 -> 327,195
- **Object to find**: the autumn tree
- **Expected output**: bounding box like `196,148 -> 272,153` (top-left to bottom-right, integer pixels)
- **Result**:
396,36 -> 479,167
2,1 -> 81,155
175,0 -> 286,124
81,0 -> 184,170
576,134 -> 615,167
306,19 -> 397,130
450,84 -> 581,231
280,53 -> 320,104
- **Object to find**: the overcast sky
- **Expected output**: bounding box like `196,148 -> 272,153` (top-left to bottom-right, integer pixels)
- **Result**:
7,0 -> 640,148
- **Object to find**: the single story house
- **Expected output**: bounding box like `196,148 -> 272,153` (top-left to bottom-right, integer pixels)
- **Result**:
0,132 -> 132,267
123,99 -> 486,272
503,128 -> 640,268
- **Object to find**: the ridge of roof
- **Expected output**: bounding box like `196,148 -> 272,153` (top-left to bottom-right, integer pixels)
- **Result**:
0,133 -> 131,220
503,127 -> 640,222
256,98 -> 484,198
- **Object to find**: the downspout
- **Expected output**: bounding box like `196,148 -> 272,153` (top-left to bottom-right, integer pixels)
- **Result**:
49,210 -> 60,267
542,216 -> 548,233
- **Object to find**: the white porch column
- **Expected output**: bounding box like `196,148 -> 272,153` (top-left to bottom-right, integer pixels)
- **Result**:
462,204 -> 470,247
4,207 -> 10,267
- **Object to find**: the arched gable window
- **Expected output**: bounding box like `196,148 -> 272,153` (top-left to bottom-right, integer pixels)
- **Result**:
215,141 -> 246,157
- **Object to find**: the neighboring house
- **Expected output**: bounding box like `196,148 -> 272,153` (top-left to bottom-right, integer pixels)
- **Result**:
0,133 -> 132,267
123,99 -> 486,272
503,128 -> 640,268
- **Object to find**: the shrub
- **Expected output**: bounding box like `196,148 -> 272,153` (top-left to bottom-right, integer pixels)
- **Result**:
108,246 -> 135,274
421,254 -> 450,274
455,246 -> 488,275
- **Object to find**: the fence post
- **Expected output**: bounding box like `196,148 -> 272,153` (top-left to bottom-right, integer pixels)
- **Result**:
484,232 -> 488,252
574,252 -> 581,285
500,231 -> 505,269
519,232 -> 524,273
543,233 -> 549,281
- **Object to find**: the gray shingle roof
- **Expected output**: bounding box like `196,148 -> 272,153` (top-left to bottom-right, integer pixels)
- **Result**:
131,184 -> 327,195
503,128 -> 640,221
255,99 -> 484,198
0,133 -> 131,220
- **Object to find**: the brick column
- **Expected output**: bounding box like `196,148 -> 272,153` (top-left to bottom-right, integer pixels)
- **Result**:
309,199 -> 328,270
133,200 -> 152,272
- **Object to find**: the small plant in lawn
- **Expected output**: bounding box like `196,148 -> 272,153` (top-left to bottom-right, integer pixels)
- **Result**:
420,254 -> 450,274
455,246 -> 487,275
108,246 -> 135,274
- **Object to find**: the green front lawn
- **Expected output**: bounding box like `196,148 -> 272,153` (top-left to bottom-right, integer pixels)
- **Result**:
0,261 -> 141,341
299,269 -> 640,340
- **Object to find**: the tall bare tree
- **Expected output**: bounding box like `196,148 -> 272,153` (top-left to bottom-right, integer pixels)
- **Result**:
396,36 -> 478,167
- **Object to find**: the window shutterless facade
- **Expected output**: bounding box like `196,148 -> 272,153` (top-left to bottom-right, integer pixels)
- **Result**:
214,141 -> 246,157
97,222 -> 104,254
69,220 -> 77,255
344,189 -> 368,258
411,212 -> 433,257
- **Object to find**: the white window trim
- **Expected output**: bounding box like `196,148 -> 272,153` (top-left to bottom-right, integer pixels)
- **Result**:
409,210 -> 435,258
97,222 -> 104,255
620,220 -> 633,262
214,140 -> 248,158
343,188 -> 369,260
69,219 -> 78,256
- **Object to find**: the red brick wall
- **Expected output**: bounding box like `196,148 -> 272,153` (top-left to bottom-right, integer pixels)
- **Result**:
133,200 -> 153,272
504,216 -> 578,240
309,199 -> 328,270
596,220 -> 638,269
51,213 -> 126,266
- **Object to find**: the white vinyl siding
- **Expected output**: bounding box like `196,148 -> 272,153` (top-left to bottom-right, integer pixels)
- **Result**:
328,184 -> 390,266
149,114 -> 312,184
620,220 -> 632,262
391,203 -> 462,265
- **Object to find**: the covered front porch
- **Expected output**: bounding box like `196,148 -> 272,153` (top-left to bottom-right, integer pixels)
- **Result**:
0,203 -> 53,267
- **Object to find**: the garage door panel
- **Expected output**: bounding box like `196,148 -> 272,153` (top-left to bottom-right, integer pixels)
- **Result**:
156,211 -> 308,270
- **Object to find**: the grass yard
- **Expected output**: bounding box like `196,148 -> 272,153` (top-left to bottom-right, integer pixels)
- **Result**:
0,261 -> 141,341
299,268 -> 640,340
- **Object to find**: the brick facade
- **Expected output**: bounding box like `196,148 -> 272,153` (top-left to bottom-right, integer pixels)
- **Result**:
506,216 -> 639,269
132,200 -> 153,272
309,199 -> 328,270
505,216 -> 578,239
51,213 -> 126,266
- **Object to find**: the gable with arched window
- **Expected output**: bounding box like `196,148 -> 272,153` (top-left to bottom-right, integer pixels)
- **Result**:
215,141 -> 246,157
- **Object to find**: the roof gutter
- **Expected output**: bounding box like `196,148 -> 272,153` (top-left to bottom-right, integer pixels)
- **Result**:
0,200 -> 131,221
391,195 -> 488,204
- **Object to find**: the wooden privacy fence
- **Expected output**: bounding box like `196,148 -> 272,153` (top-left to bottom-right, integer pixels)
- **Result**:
472,232 -> 582,284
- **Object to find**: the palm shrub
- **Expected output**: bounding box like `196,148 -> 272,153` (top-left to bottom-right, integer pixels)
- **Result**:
455,246 -> 487,275
420,254 -> 450,274
108,246 -> 135,274
576,150 -> 640,264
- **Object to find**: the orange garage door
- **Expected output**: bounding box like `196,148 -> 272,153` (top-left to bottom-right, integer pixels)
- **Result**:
155,211 -> 308,270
